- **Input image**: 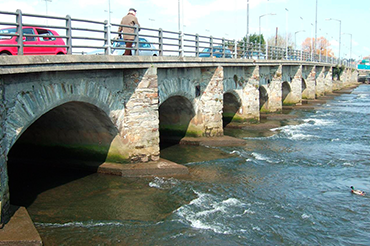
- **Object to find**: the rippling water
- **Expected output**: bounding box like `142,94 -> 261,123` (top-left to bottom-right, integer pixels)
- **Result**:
15,85 -> 370,245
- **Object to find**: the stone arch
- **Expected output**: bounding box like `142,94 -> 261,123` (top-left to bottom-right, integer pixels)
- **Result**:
223,91 -> 242,127
158,77 -> 197,106
5,82 -> 125,156
159,95 -> 195,147
282,81 -> 292,105
6,100 -> 127,213
259,86 -> 269,111
7,100 -> 120,165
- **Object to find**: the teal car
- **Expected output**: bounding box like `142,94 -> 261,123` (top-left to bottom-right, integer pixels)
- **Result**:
199,46 -> 232,58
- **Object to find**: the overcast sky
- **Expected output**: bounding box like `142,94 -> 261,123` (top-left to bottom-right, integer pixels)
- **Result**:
1,0 -> 368,60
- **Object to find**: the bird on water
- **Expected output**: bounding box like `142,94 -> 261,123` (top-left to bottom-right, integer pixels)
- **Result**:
351,186 -> 365,196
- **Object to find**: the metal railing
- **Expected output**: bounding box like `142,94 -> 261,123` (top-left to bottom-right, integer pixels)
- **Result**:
0,9 -> 353,67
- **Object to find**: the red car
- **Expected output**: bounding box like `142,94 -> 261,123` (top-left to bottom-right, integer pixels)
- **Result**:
0,26 -> 66,55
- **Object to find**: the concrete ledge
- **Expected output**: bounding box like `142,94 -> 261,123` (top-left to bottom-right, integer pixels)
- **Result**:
97,159 -> 189,177
0,55 -> 332,75
0,206 -> 42,246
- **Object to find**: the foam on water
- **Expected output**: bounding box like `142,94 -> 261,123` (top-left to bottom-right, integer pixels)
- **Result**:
175,190 -> 248,235
35,221 -> 125,228
149,177 -> 179,190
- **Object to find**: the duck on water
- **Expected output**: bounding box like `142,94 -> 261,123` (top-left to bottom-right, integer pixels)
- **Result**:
351,186 -> 365,196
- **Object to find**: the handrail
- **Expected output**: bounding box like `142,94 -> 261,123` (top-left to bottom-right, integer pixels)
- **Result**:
0,9 -> 355,67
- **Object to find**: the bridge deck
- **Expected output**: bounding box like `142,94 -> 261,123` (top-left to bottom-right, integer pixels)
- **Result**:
0,55 -> 329,75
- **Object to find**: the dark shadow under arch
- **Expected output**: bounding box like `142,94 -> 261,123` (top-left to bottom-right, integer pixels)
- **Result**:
259,87 -> 268,110
159,96 -> 195,149
7,101 -> 118,207
282,81 -> 292,104
302,78 -> 307,92
223,92 -> 241,127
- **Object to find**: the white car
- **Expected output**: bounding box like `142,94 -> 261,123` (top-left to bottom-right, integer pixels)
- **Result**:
87,37 -> 158,56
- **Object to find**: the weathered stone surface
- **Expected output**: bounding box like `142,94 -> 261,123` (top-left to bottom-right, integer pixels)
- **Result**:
0,206 -> 42,246
97,159 -> 189,177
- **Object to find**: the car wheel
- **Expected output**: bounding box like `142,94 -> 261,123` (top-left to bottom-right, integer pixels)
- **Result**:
0,53 -> 9,55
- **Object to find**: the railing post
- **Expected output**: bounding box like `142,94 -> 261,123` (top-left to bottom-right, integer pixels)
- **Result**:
104,20 -> 111,55
195,34 -> 199,57
16,9 -> 23,55
65,15 -> 72,54
243,39 -> 246,58
221,38 -> 225,58
179,31 -> 183,57
210,36 -> 213,57
234,39 -> 237,59
158,28 -> 163,56
134,26 -> 139,56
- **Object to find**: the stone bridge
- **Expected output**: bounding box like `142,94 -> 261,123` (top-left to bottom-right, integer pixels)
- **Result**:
0,55 -> 358,223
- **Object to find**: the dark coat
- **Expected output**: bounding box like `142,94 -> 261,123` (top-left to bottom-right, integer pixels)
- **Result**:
118,13 -> 140,41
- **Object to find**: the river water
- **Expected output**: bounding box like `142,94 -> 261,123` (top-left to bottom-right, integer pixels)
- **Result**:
10,84 -> 370,245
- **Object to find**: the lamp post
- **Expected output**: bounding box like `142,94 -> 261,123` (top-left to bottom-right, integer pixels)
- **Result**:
294,30 -> 305,49
295,30 -> 305,61
259,13 -> 276,44
285,8 -> 289,59
178,0 -> 181,32
314,0 -> 318,56
44,0 -> 52,15
247,0 -> 249,43
149,18 -> 155,28
104,0 -> 112,54
343,32 -> 352,64
311,23 -> 314,61
326,18 -> 341,60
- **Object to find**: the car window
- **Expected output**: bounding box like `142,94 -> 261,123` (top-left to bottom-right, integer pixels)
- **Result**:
203,48 -> 210,52
37,29 -> 56,41
113,41 -> 125,47
0,28 -> 16,39
23,28 -> 36,41
140,43 -> 150,48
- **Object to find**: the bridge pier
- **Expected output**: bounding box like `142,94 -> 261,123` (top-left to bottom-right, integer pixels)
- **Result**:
259,65 -> 283,112
223,66 -> 260,123
122,67 -> 160,162
158,66 -> 224,138
302,65 -> 316,100
341,68 -> 358,88
316,66 -> 327,97
0,79 -> 9,226
282,65 -> 302,106
324,67 -> 333,93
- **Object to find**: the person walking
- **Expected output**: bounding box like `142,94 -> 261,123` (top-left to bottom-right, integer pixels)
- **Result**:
118,8 -> 140,56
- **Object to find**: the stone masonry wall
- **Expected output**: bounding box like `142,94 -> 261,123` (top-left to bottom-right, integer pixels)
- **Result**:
282,65 -> 302,105
197,67 -> 224,137
315,67 -> 326,97
302,66 -> 316,100
0,76 -> 10,225
223,66 -> 260,122
264,65 -> 283,112
122,67 -> 160,162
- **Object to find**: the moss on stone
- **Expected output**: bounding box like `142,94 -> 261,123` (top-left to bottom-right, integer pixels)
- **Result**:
9,143 -> 131,163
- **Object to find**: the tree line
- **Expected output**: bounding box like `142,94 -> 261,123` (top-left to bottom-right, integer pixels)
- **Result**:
240,33 -> 334,58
